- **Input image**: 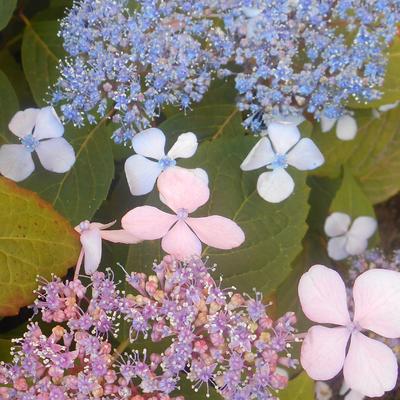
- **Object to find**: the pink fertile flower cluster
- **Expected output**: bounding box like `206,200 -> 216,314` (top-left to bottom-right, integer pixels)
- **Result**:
0,258 -> 297,399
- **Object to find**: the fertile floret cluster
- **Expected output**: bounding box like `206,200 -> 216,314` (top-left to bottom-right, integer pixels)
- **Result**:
54,0 -> 400,140
0,257 -> 297,399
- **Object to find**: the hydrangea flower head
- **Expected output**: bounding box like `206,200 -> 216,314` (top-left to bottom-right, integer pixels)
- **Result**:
0,107 -> 75,181
241,122 -> 324,202
324,212 -> 377,260
125,128 -> 200,196
299,264 -> 400,397
122,167 -> 245,259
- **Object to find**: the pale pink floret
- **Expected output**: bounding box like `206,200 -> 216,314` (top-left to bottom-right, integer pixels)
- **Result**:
298,265 -> 400,397
75,220 -> 141,275
121,167 -> 245,260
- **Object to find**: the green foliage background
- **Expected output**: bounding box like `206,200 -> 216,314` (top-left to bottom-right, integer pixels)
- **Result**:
0,2 -> 399,398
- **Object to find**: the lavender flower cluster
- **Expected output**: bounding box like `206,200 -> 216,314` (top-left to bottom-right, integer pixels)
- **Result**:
0,257 -> 297,399
53,0 -> 400,141
347,249 -> 400,362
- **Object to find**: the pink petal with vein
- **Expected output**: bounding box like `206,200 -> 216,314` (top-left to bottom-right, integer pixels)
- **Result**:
122,206 -> 176,240
186,216 -> 245,249
157,167 -> 209,213
161,220 -> 202,260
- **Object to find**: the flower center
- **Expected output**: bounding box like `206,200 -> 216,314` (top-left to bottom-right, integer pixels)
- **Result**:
79,220 -> 91,232
158,156 -> 176,170
346,321 -> 361,334
269,153 -> 288,170
21,134 -> 39,153
176,208 -> 189,220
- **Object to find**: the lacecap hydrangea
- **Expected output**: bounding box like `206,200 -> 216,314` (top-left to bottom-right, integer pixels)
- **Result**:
54,0 -> 400,140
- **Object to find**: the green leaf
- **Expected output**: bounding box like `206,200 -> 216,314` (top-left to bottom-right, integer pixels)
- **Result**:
0,50 -> 33,108
313,107 -> 400,204
0,338 -> 12,362
21,17 -> 63,105
0,70 -> 19,144
0,0 -> 17,31
160,105 -> 244,143
22,118 -> 115,225
349,37 -> 400,109
277,372 -> 314,400
0,177 -> 80,316
330,168 -> 375,217
127,135 -> 310,295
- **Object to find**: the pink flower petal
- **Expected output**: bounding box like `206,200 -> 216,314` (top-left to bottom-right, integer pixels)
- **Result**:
186,216 -> 245,250
80,228 -> 102,275
157,167 -> 210,213
161,220 -> 202,260
122,206 -> 177,240
101,229 -> 141,244
301,325 -> 350,381
343,331 -> 398,397
298,265 -> 351,326
353,269 -> 400,338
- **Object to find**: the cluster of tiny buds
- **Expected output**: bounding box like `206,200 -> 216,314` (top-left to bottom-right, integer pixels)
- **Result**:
53,0 -> 400,140
0,256 -> 297,399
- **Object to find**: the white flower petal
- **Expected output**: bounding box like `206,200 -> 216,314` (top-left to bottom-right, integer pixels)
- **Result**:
336,115 -> 357,141
8,108 -> 39,138
343,332 -> 398,397
267,122 -> 300,154
132,127 -> 166,160
240,137 -> 275,171
327,236 -> 349,260
167,132 -> 198,159
348,216 -> 377,240
80,228 -> 102,275
124,154 -> 162,196
345,236 -> 368,256
257,169 -> 294,203
36,138 -> 76,173
33,107 -> 64,140
324,212 -> 352,237
353,269 -> 400,338
286,138 -> 324,171
320,116 -> 336,133
0,144 -> 35,181
273,114 -> 305,126
378,101 -> 399,112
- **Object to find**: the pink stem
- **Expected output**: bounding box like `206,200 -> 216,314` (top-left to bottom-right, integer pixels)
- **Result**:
74,248 -> 84,280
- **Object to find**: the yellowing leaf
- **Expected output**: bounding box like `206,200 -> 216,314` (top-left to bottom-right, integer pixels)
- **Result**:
0,177 -> 80,316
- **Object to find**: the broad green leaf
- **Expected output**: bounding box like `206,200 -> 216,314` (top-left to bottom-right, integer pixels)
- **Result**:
0,0 -> 17,31
349,37 -> 400,109
127,135 -> 310,295
276,176 -> 339,334
0,50 -> 33,108
0,177 -> 80,316
22,118 -> 115,225
0,338 -> 12,362
277,372 -> 314,400
0,70 -> 18,144
21,18 -> 63,105
330,168 -> 375,218
313,107 -> 400,204
160,104 -> 244,143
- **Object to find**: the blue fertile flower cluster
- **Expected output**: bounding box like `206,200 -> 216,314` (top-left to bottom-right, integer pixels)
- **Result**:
53,0 -> 400,141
